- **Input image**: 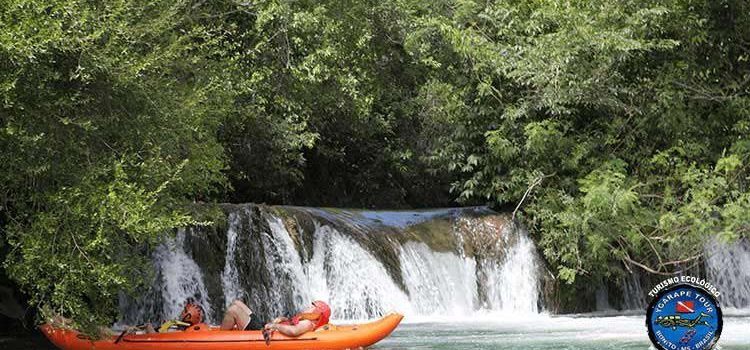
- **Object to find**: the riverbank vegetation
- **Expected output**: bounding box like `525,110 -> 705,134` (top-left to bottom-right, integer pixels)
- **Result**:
1,0 -> 749,326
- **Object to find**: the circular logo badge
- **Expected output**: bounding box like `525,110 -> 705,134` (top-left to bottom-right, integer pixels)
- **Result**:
646,283 -> 723,350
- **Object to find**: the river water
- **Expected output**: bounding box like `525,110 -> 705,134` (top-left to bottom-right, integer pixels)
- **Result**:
372,315 -> 750,350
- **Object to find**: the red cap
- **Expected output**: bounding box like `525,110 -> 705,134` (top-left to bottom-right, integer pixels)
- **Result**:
312,300 -> 331,326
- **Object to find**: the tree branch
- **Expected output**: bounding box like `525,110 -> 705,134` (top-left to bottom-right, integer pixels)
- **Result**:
623,255 -> 673,276
660,254 -> 702,266
512,172 -> 555,221
70,233 -> 93,267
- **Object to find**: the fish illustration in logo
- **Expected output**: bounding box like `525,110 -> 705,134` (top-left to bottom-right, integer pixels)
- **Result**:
655,312 -> 712,330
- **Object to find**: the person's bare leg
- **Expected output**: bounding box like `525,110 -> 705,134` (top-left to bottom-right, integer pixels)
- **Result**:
220,300 -> 252,330
232,300 -> 253,316
220,304 -> 244,330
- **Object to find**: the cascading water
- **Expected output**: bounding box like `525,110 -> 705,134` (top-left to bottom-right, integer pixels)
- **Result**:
705,237 -> 750,310
121,205 -> 544,324
220,211 -> 244,307
480,229 -> 540,313
398,242 -> 477,316
612,237 -> 750,313
154,229 -> 213,322
620,271 -> 647,311
307,225 -> 414,319
119,229 -> 214,325
259,216 -> 311,310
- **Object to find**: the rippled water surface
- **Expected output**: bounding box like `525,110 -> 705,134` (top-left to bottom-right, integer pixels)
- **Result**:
372,315 -> 750,350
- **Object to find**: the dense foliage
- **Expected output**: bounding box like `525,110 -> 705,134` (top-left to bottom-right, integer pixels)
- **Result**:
402,0 -> 750,287
1,0 -> 748,325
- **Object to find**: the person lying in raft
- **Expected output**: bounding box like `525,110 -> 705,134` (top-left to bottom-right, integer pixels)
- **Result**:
220,299 -> 331,337
48,299 -> 204,336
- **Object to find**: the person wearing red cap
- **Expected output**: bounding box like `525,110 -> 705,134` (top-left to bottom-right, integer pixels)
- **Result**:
263,300 -> 331,337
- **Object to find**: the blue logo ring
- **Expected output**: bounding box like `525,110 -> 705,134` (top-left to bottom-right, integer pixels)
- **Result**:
646,283 -> 723,350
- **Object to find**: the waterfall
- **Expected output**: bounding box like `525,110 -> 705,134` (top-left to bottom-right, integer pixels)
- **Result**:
308,225 -> 414,319
154,229 -> 213,322
398,242 -> 477,316
481,229 -> 540,313
221,211 -> 243,307
121,205 -> 543,323
604,237 -> 750,313
259,216 -> 312,311
705,237 -> 750,310
620,271 -> 647,311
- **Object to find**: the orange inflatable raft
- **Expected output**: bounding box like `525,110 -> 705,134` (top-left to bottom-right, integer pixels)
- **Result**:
41,312 -> 403,350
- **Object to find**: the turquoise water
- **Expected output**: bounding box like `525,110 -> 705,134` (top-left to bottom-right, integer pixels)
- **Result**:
372,315 -> 750,350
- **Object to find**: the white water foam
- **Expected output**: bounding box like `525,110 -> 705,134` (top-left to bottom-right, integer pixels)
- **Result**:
221,211 -> 244,307
264,218 -> 540,319
399,242 -> 478,316
481,230 -> 540,313
153,229 -> 213,321
303,226 -> 330,304
263,216 -> 312,309
307,224 -> 414,319
242,219 -> 415,319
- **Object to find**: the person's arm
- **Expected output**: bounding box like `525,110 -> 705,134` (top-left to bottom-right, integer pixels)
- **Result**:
265,320 -> 315,337
271,316 -> 289,324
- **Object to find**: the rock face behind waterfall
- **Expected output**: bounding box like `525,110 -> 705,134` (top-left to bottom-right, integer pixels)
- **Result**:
120,204 -> 545,324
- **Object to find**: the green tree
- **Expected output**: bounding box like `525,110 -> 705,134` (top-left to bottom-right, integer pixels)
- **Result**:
0,0 -> 232,327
